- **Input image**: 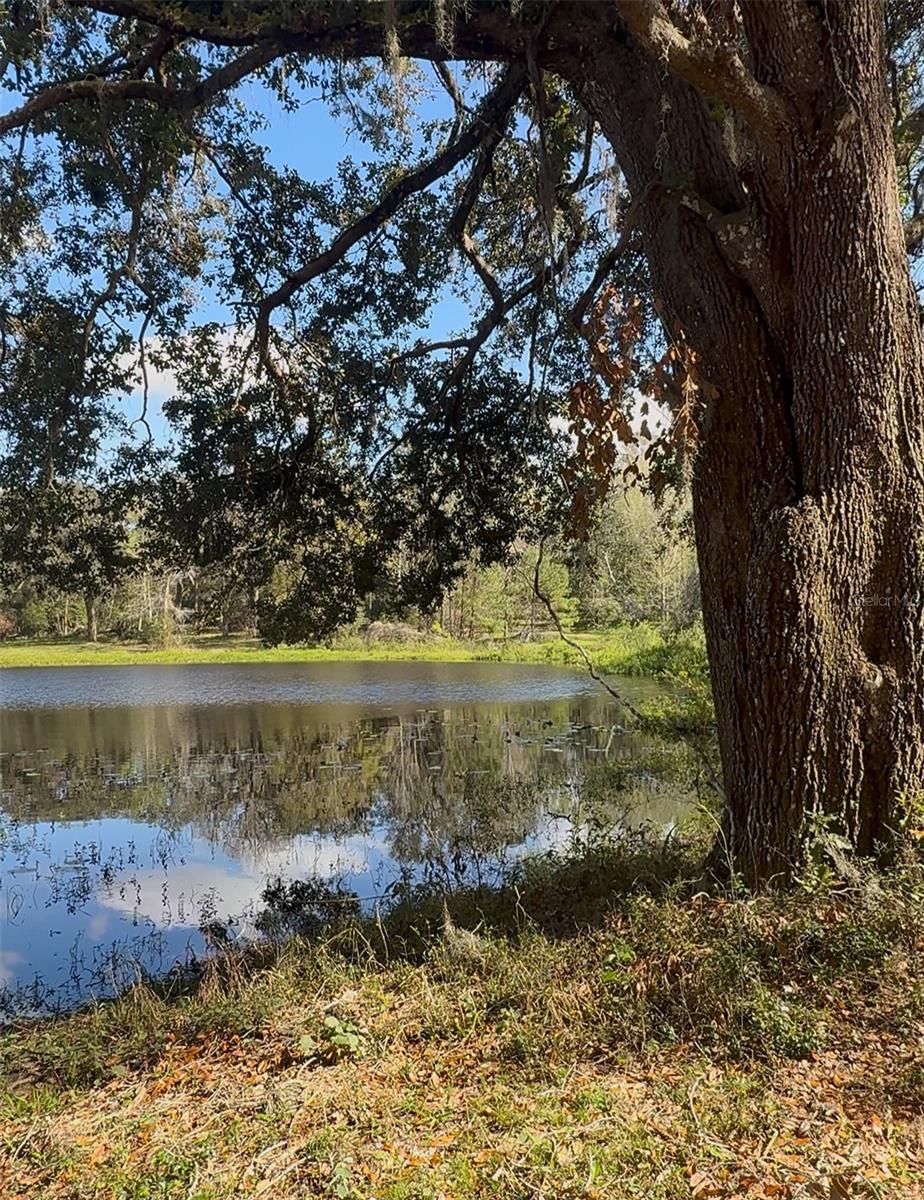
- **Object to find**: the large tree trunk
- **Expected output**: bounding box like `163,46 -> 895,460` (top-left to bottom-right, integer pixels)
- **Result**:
573,0 -> 924,881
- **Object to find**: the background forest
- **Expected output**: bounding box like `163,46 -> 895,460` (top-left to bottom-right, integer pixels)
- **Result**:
0,475 -> 700,644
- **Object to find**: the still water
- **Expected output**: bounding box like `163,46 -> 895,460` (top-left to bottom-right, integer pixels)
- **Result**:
0,661 -> 692,1016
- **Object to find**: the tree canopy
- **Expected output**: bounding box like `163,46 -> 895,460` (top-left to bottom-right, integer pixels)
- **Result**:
2,3 -> 921,639
0,1 -> 677,641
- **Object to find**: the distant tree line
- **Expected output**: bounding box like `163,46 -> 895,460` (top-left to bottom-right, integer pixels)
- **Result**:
0,481 -> 698,644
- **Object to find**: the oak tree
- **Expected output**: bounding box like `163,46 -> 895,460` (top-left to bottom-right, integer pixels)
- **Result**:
3,0 -> 924,880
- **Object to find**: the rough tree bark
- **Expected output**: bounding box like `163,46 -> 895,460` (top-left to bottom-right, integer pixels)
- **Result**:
568,0 -> 924,881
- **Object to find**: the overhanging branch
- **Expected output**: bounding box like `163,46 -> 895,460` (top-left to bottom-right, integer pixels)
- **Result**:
67,0 -> 539,60
616,0 -> 797,139
0,42 -> 281,136
254,62 -> 528,362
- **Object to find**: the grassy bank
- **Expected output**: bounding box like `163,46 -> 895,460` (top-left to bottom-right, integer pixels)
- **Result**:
2,833 -> 922,1199
0,623 -> 707,678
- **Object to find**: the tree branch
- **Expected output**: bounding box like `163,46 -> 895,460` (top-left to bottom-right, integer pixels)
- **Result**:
254,62 -> 528,361
433,61 -> 465,143
129,27 -> 175,81
390,336 -> 472,367
440,232 -> 580,402
374,240 -> 576,475
67,0 -> 540,58
562,115 -> 595,197
616,0 -> 797,139
447,67 -> 527,312
0,42 -> 281,137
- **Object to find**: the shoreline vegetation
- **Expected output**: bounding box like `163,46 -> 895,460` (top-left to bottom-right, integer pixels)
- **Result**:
2,832 -> 922,1198
0,623 -> 707,678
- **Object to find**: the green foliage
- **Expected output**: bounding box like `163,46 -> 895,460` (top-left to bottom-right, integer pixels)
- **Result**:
568,487 -> 699,632
0,541 -> 704,651
3,589 -> 58,638
299,1014 -> 369,1064
0,483 -> 135,637
436,544 -> 579,640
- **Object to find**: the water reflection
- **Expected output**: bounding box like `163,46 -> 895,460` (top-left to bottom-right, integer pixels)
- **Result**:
0,663 -> 693,1015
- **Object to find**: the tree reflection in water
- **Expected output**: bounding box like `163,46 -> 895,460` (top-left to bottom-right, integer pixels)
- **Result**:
1,684 -> 695,1015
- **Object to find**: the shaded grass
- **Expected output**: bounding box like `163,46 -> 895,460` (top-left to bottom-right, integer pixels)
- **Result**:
2,833 -> 922,1198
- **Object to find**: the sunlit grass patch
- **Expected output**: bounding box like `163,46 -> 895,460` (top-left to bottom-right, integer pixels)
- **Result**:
0,623 -> 706,679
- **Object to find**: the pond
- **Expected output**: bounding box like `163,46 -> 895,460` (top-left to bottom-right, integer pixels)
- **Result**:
0,661 -> 693,1016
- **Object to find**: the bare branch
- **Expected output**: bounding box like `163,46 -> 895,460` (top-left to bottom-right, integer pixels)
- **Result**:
571,182 -> 654,331
616,0 -> 797,139
0,42 -> 281,137
533,537 -> 649,720
433,62 -> 465,143
533,539 -> 723,792
255,63 -> 528,361
130,302 -> 156,444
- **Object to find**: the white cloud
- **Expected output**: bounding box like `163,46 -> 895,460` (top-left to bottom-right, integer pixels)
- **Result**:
97,833 -> 380,930
238,832 -> 378,878
0,949 -> 24,987
99,861 -> 264,929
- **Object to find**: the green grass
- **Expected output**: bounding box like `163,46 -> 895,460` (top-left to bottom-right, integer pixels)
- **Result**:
0,623 -> 705,677
2,833 -> 922,1198
0,634 -> 489,668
